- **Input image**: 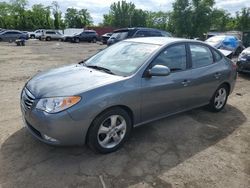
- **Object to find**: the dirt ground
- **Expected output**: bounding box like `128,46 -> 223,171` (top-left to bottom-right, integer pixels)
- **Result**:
0,40 -> 249,188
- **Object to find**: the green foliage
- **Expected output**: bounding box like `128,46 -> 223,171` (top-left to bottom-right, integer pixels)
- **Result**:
65,8 -> 92,28
235,8 -> 250,31
103,1 -> 147,27
0,0 -> 249,37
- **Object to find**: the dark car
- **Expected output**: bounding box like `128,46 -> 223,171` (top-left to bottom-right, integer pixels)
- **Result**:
101,32 -> 112,44
237,47 -> 250,73
69,30 -> 99,43
107,27 -> 172,46
0,30 -> 28,42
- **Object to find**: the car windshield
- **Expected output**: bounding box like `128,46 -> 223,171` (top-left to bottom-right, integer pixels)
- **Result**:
206,36 -> 225,43
84,41 -> 160,76
111,31 -> 128,40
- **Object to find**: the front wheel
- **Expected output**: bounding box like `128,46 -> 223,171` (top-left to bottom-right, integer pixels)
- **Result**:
87,108 -> 132,153
74,38 -> 80,43
208,84 -> 229,112
46,37 -> 51,41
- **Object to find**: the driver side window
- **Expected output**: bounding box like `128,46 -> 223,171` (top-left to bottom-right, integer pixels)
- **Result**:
152,44 -> 187,72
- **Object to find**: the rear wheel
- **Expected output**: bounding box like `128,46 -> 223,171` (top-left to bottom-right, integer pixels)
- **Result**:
87,108 -> 132,153
208,84 -> 229,112
46,37 -> 51,41
92,37 -> 97,43
30,35 -> 35,39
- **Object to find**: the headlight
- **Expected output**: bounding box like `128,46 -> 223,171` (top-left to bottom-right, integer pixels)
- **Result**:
36,96 -> 81,113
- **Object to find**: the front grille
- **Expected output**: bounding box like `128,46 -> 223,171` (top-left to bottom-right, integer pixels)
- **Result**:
21,88 -> 35,111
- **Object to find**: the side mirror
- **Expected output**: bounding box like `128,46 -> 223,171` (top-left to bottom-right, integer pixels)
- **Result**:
147,65 -> 170,77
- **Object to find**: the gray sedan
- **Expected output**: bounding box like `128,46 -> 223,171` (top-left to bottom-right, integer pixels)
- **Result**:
21,37 -> 237,153
0,30 -> 28,42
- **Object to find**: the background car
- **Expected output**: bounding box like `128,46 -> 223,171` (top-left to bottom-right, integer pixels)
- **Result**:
107,27 -> 172,46
237,47 -> 250,73
205,35 -> 244,55
0,30 -> 28,42
21,37 -> 236,153
101,32 -> 112,44
70,30 -> 99,43
41,30 -> 64,41
28,29 -> 44,39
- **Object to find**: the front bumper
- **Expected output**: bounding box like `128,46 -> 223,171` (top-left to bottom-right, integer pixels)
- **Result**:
21,89 -> 91,146
237,60 -> 250,73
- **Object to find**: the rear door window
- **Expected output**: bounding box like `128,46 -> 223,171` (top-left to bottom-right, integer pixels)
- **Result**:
190,44 -> 213,68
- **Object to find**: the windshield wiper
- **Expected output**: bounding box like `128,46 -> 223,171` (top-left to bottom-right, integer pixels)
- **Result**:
86,65 -> 116,75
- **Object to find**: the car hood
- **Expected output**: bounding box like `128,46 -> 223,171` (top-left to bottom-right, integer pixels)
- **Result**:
26,64 -> 125,98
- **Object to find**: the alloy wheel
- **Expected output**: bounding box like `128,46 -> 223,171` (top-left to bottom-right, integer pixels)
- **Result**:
214,88 -> 227,109
97,115 -> 127,149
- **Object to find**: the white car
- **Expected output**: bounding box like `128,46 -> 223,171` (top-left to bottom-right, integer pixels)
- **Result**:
28,29 -> 44,39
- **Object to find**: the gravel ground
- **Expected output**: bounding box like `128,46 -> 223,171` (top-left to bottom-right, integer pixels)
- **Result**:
0,40 -> 249,188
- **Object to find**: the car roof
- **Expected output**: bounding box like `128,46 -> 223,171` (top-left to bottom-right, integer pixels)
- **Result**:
0,30 -> 22,33
114,27 -> 164,32
124,37 -> 198,46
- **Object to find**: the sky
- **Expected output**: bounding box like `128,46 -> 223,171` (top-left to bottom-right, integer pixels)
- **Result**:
4,0 -> 250,24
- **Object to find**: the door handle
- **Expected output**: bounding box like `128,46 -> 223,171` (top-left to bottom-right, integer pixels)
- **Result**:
181,80 -> 191,87
214,72 -> 221,79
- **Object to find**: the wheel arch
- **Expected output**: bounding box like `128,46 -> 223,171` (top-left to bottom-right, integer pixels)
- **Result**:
85,105 -> 134,143
220,82 -> 231,94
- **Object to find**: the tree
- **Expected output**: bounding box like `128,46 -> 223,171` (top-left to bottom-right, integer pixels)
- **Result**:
65,8 -> 92,28
235,8 -> 250,31
10,0 -> 28,29
146,11 -> 171,30
191,0 -> 215,37
30,4 -> 53,29
52,1 -> 61,29
171,0 -> 192,37
210,9 -> 231,31
103,1 -> 146,27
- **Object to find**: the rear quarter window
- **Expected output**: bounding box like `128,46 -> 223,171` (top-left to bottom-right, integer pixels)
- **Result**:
212,49 -> 222,62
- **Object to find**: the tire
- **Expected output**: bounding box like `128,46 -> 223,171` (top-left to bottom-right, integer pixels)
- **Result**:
87,107 -> 132,153
46,37 -> 51,41
92,37 -> 97,43
75,38 -> 80,43
0,38 -> 2,42
208,84 -> 229,112
30,35 -> 35,39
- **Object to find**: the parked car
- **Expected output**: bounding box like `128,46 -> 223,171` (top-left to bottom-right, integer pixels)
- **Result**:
41,30 -> 64,41
0,28 -> 6,33
21,37 -> 237,153
0,30 -> 28,42
107,27 -> 172,46
28,29 -> 44,39
205,35 -> 244,55
68,30 -> 99,43
237,47 -> 250,73
101,32 -> 112,44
